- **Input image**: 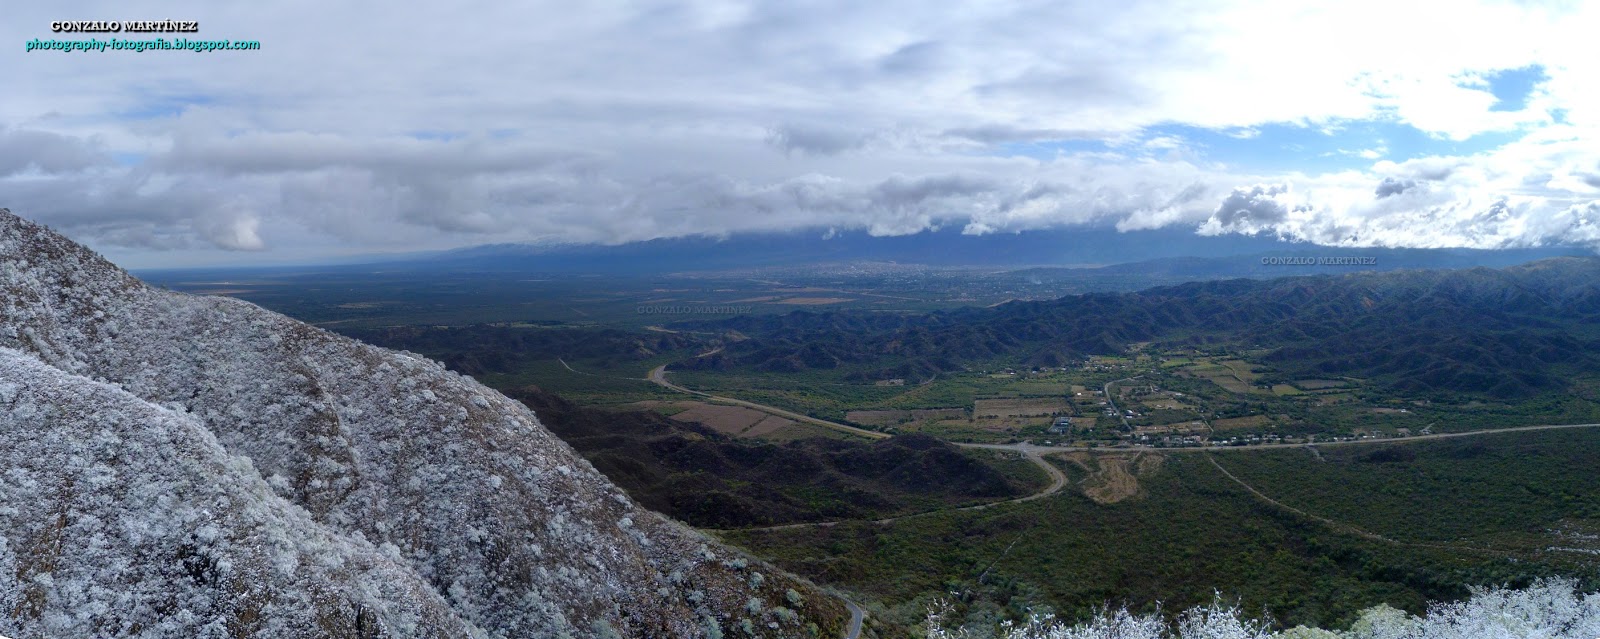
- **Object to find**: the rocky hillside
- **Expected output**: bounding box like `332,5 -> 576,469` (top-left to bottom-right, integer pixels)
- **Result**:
0,208 -> 846,638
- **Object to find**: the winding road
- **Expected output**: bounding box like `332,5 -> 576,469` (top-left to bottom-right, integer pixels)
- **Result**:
1103,376 -> 1140,429
642,365 -> 874,638
841,597 -> 864,639
645,364 -> 1600,494
954,442 -> 1070,506
647,366 -> 1073,521
639,365 -> 1600,638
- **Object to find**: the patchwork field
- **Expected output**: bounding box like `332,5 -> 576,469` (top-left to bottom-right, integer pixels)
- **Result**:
973,397 -> 1071,418
1140,396 -> 1191,410
742,414 -> 798,437
1133,422 -> 1206,436
669,403 -> 769,434
1175,358 -> 1278,396
897,419 -> 1029,443
1002,380 -> 1072,395
664,401 -> 799,438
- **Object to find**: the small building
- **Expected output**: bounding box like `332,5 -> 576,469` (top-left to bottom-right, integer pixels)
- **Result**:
1048,416 -> 1073,435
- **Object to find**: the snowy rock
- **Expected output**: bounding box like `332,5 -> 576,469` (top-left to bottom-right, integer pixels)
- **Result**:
0,208 -> 843,638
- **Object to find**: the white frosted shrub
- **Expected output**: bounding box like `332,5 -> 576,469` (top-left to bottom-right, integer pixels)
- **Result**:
925,579 -> 1600,639
1353,578 -> 1600,639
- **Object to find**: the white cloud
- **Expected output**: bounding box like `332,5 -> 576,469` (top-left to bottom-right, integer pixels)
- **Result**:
0,126 -> 109,175
201,210 -> 264,251
3,0 -> 1600,265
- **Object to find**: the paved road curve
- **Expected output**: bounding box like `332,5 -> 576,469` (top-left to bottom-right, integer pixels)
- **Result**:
955,443 -> 1069,507
648,364 -> 1600,500
841,596 -> 864,639
648,366 -> 1069,500
1103,376 -> 1140,429
645,365 -> 872,638
644,365 -> 1600,636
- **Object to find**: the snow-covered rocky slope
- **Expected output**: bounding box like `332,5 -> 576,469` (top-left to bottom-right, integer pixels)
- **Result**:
0,208 -> 845,638
0,349 -> 478,637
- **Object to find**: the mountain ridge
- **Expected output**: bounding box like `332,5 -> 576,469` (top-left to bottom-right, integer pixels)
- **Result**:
0,208 -> 846,638
156,225 -> 1583,276
679,258 -> 1600,399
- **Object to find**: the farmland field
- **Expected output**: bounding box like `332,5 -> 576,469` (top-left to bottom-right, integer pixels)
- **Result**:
972,397 -> 1071,418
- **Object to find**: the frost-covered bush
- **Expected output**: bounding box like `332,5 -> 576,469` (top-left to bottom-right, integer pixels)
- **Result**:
924,579 -> 1600,639
1365,578 -> 1600,639
703,615 -> 725,639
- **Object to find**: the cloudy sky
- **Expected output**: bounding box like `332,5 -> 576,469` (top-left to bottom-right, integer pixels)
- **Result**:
5,1 -> 1599,267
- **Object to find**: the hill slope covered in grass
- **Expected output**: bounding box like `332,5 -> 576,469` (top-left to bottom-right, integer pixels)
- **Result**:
513,387 -> 1039,528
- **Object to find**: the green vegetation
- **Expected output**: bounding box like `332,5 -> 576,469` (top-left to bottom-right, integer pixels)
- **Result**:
326,312 -> 1600,446
1212,428 -> 1600,543
685,259 -> 1600,406
178,258 -> 1600,638
512,387 -> 1051,528
724,428 -> 1600,636
478,359 -> 680,404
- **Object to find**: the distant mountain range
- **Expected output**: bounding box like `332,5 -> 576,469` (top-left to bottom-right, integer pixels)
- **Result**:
219,226 -> 1590,276
682,258 -> 1600,399
1013,246 -> 1593,281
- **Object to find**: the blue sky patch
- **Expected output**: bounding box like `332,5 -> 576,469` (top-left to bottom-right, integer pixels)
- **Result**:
1483,65 -> 1547,112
